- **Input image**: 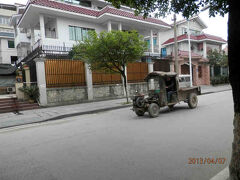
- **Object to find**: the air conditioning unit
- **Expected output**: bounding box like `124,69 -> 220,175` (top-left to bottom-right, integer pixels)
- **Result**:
7,87 -> 16,93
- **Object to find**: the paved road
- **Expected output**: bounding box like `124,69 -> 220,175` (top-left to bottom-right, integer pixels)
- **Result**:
0,91 -> 234,180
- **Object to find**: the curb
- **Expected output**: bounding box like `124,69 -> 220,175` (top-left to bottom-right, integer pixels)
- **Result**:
201,89 -> 231,95
210,167 -> 229,180
0,104 -> 132,130
0,88 -> 232,130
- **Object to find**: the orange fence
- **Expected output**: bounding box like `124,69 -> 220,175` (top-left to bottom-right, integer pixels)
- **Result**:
127,62 -> 148,83
44,60 -> 148,87
45,59 -> 86,88
92,70 -> 122,85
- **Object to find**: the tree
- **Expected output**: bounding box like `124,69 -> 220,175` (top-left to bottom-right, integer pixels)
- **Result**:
208,49 -> 228,67
70,30 -> 147,103
208,49 -> 228,76
105,0 -> 239,179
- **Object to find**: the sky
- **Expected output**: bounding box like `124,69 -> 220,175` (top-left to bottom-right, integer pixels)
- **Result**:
1,0 -> 228,42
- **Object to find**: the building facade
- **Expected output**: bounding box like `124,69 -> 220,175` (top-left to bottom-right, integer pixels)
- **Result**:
159,16 -> 227,85
0,4 -> 18,65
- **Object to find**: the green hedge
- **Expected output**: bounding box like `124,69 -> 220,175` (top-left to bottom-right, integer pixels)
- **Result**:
211,76 -> 229,85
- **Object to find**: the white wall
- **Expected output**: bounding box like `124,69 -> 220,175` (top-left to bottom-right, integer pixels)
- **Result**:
177,20 -> 203,35
0,38 -> 17,64
40,16 -> 106,47
160,18 -> 205,46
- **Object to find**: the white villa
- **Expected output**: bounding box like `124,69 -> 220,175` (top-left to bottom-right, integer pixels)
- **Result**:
13,0 -> 171,61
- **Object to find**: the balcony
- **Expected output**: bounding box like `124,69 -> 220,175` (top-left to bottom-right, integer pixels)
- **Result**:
15,32 -> 31,47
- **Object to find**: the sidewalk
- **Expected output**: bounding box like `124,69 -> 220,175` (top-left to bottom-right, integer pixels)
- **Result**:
0,84 -> 232,129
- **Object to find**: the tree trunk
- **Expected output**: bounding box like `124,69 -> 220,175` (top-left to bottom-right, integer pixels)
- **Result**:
120,66 -> 129,103
122,72 -> 129,103
229,0 -> 240,179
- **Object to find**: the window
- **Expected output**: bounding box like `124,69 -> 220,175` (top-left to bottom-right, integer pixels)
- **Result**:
182,28 -> 187,35
181,27 -> 200,36
69,26 -> 94,41
0,16 -> 10,25
161,48 -> 167,57
198,66 -> 202,78
80,0 -> 91,7
8,40 -> 15,48
58,0 -> 91,7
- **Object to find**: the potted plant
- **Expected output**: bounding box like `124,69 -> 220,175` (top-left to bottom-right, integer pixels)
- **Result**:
19,85 -> 39,103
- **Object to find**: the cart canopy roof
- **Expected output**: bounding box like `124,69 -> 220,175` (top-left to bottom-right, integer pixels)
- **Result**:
144,71 -> 177,81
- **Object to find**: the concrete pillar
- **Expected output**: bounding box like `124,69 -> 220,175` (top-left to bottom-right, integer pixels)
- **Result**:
150,29 -> 154,53
84,63 -> 93,100
203,41 -> 207,58
30,28 -> 35,47
107,20 -> 112,32
170,62 -> 175,72
35,58 -> 47,106
118,22 -> 122,31
39,14 -> 45,39
23,65 -> 31,87
148,62 -> 154,73
157,31 -> 161,54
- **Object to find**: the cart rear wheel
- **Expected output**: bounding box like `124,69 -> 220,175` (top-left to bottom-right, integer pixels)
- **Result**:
168,104 -> 175,111
135,109 -> 145,116
148,103 -> 160,118
188,93 -> 198,109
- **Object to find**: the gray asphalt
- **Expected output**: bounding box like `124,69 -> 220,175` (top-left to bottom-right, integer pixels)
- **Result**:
0,91 -> 233,180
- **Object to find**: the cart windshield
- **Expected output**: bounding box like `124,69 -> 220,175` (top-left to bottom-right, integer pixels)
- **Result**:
148,77 -> 160,91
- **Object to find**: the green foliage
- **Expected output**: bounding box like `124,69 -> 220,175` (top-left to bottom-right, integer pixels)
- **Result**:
70,30 -> 147,74
211,75 -> 229,85
19,85 -> 39,102
70,30 -> 147,103
207,49 -> 228,67
106,0 -> 228,18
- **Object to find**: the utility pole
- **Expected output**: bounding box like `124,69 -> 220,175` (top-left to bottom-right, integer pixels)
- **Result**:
173,14 -> 179,75
187,19 -> 193,87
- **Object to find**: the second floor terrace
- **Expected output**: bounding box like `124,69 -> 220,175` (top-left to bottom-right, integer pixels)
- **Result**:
16,0 -> 171,59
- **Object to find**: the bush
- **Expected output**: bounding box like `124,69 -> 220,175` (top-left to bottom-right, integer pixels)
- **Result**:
211,75 -> 229,85
19,85 -> 39,102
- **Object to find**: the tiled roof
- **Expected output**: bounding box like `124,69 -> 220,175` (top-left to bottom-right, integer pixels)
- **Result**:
162,33 -> 227,45
27,0 -> 170,27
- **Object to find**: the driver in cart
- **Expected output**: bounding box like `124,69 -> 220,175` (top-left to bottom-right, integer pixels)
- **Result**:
165,77 -> 175,102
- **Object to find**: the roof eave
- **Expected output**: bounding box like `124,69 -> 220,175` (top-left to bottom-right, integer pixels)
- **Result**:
18,2 -> 170,29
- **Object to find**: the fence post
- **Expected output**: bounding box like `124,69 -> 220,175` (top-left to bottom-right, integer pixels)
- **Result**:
148,62 -> 154,73
85,63 -> 93,100
34,58 -> 47,106
170,62 -> 175,72
23,65 -> 31,87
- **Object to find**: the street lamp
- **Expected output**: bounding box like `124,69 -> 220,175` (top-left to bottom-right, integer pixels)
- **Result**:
187,5 -> 210,87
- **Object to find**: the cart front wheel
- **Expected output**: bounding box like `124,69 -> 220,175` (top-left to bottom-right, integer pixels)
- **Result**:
168,104 -> 175,111
148,103 -> 160,118
135,109 -> 145,116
